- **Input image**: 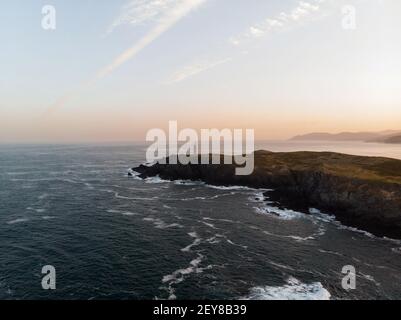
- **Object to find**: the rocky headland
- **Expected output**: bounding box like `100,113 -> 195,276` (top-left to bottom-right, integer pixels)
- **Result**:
132,151 -> 401,239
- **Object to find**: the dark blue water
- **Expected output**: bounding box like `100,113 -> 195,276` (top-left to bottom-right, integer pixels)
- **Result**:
1,144 -> 401,300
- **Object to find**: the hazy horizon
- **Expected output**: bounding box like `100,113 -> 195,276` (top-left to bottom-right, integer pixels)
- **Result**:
1,129 -> 401,145
2,0 -> 401,143
1,129 -> 401,146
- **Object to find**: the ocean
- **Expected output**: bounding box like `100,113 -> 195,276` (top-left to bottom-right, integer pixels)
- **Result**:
0,141 -> 401,300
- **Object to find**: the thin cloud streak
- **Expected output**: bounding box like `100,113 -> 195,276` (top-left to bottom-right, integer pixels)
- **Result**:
166,0 -> 329,85
47,0 -> 207,114
98,0 -> 207,79
230,0 -> 326,46
107,0 -> 178,34
166,57 -> 233,84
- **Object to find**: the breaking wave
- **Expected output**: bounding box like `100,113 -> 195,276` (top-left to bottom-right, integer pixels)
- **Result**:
242,277 -> 331,300
255,206 -> 304,220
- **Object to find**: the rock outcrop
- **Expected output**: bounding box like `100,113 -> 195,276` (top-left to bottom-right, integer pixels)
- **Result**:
132,151 -> 401,239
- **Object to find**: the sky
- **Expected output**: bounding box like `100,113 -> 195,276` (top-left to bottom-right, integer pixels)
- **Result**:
1,0 -> 401,143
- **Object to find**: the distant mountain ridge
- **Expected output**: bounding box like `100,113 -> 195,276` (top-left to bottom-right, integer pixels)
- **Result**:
368,133 -> 401,144
290,130 -> 401,143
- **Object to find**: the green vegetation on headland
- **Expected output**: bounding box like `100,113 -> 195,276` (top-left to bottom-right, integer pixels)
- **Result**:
253,150 -> 401,184
133,150 -> 401,239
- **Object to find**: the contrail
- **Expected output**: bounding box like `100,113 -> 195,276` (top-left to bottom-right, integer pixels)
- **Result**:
97,0 -> 206,80
46,0 -> 207,114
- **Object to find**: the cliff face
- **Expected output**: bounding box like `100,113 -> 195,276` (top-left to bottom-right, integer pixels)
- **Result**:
132,151 -> 401,239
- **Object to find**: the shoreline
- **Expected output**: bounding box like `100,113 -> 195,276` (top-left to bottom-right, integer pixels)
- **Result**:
132,150 -> 401,239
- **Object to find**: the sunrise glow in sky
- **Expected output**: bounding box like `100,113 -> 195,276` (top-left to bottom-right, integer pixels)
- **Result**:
1,0 -> 401,142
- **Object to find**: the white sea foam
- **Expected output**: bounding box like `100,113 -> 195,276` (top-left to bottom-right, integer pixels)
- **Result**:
127,169 -> 143,180
107,209 -> 121,214
38,193 -> 49,200
251,196 -> 388,241
261,230 -> 313,243
104,190 -> 157,201
205,234 -> 224,245
144,176 -> 170,184
250,191 -> 304,221
310,208 -> 401,243
318,249 -> 343,257
251,191 -> 266,202
143,217 -> 183,229
391,247 -> 401,254
268,261 -> 296,271
202,221 -> 217,229
174,180 -> 204,186
360,273 -> 380,286
84,182 -> 94,190
308,208 -> 378,239
203,217 -> 239,224
179,196 -> 206,201
6,172 -> 32,176
206,184 -> 259,191
7,218 -> 29,225
162,255 -> 204,284
286,235 -> 315,242
255,206 -> 304,220
308,208 -> 336,223
26,207 -> 46,213
42,216 -> 55,220
161,253 -> 211,300
181,232 -> 202,252
338,225 -> 375,238
121,212 -> 137,216
107,209 -> 138,216
242,277 -> 331,300
226,239 -> 248,250
177,192 -> 238,201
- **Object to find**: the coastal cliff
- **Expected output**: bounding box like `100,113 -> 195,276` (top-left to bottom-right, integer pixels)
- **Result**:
132,150 -> 401,239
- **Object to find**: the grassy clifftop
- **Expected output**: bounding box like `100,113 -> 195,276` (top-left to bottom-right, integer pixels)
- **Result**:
253,150 -> 401,185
